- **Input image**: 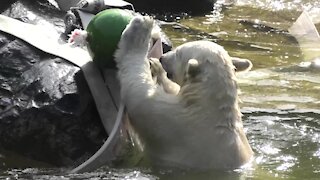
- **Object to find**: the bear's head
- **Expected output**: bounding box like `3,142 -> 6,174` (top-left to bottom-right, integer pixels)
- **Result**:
160,41 -> 252,87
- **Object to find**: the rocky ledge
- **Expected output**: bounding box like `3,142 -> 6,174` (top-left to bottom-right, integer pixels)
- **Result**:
0,0 -> 106,167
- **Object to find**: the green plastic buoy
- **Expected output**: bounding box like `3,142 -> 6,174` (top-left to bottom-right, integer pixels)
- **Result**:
86,9 -> 133,69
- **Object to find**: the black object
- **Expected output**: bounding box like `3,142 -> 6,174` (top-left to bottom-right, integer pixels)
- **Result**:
127,0 -> 216,14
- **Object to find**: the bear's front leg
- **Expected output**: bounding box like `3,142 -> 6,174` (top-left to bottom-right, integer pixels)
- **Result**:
114,16 -> 159,110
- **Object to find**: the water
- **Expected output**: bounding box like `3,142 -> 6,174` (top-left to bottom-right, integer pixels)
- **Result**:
1,0 -> 320,179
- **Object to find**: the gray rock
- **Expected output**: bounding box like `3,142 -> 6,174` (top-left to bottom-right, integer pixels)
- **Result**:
0,1 -> 106,167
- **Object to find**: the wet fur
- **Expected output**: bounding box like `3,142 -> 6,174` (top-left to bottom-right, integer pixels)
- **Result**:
114,16 -> 253,170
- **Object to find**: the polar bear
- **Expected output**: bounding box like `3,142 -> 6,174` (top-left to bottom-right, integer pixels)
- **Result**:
114,16 -> 253,170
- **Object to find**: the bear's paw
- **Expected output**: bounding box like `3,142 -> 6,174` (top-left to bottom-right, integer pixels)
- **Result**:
120,16 -> 154,51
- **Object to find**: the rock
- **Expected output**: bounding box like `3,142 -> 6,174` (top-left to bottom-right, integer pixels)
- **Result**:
128,0 -> 216,14
0,1 -> 107,167
0,31 -> 107,167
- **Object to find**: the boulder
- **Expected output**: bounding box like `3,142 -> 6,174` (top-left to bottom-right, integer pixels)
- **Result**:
0,1 -> 106,167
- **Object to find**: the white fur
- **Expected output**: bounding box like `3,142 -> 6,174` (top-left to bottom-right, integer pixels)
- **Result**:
114,16 -> 253,170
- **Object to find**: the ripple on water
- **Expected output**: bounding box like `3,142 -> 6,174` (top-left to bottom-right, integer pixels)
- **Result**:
242,108 -> 320,178
0,168 -> 157,180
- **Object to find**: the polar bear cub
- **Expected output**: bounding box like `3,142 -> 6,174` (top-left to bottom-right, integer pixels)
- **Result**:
114,16 -> 253,170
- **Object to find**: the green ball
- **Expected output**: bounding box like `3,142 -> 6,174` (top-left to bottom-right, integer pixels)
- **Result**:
86,9 -> 133,69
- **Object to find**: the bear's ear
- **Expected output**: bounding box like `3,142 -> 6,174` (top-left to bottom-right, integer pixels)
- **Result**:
186,59 -> 201,79
231,57 -> 253,72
